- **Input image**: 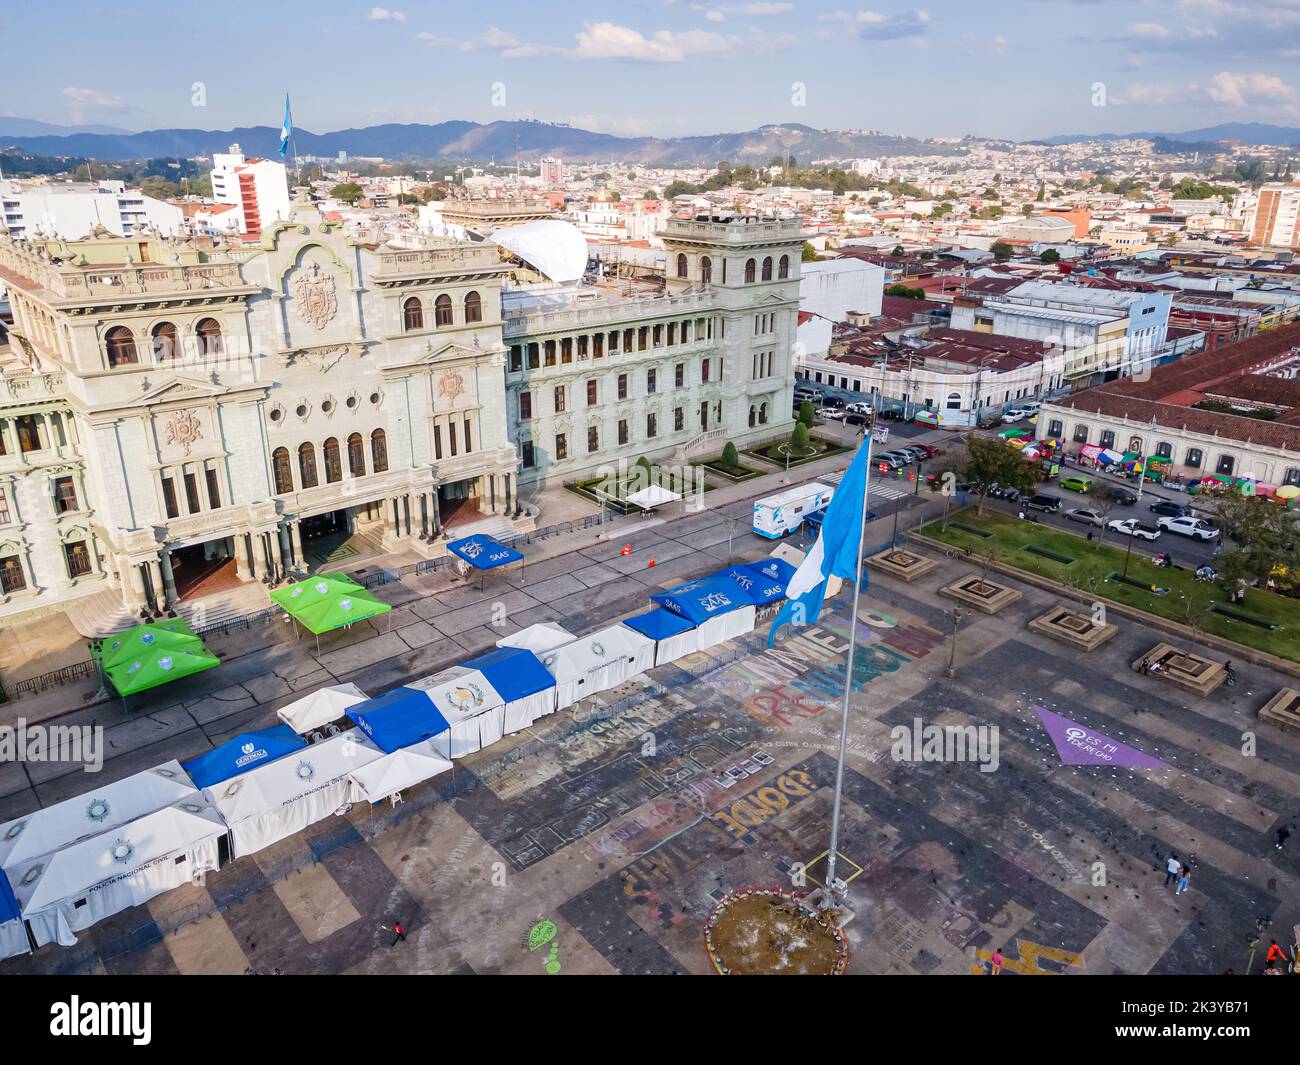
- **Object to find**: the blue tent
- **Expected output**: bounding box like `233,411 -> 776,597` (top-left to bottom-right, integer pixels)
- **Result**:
350,687 -> 451,753
464,646 -> 555,702
622,608 -> 697,641
0,868 -> 19,925
717,558 -> 798,606
447,534 -> 523,570
650,576 -> 746,624
182,724 -> 307,789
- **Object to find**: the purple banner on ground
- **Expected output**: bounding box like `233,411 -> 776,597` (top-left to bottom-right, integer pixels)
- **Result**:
1034,706 -> 1168,768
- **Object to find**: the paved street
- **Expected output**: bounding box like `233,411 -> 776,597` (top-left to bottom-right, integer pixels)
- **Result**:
5,494 -> 1299,975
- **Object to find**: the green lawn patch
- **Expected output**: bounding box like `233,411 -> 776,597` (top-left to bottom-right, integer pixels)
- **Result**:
745,435 -> 851,468
921,507 -> 1300,662
564,465 -> 713,513
701,455 -> 764,482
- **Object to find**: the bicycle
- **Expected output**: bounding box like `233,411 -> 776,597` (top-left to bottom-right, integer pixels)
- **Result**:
944,546 -> 973,559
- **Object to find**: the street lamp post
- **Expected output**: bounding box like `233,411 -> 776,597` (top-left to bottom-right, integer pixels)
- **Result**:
945,606 -> 963,678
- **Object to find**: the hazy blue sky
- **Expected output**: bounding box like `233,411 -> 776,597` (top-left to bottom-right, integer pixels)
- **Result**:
3,1 -> 1298,140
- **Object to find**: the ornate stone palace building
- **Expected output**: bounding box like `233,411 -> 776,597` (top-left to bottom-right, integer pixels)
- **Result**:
0,202 -> 804,624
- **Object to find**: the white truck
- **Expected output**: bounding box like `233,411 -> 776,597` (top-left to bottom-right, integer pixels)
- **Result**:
752,482 -> 835,539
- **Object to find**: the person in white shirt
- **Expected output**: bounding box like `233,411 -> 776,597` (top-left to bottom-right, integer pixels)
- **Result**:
1164,854 -> 1181,888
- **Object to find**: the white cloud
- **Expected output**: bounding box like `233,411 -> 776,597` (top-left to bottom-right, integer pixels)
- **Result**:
1128,22 -> 1170,38
414,31 -> 451,46
706,9 -> 726,20
570,22 -> 740,61
62,86 -> 125,110
1205,69 -> 1297,108
819,9 -> 931,39
367,6 -> 405,21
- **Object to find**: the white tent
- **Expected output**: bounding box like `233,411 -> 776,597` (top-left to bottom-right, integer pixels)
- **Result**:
347,738 -> 454,805
409,667 -> 506,758
276,682 -> 369,735
621,609 -> 701,666
541,625 -> 655,710
9,795 -> 227,948
0,760 -> 196,871
699,603 -> 756,646
625,485 -> 681,512
496,622 -> 576,655
205,729 -> 383,859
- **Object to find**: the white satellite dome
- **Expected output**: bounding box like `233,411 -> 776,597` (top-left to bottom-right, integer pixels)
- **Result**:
491,220 -> 589,284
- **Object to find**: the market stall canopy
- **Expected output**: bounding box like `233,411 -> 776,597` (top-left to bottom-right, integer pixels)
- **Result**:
446,534 -> 523,570
490,219 -> 589,284
1277,485 -> 1300,500
276,682 -> 369,735
496,621 -> 576,654
182,725 -> 308,789
463,646 -> 557,731
1098,449 -> 1123,464
350,687 -> 451,754
9,795 -> 226,947
0,869 -> 26,960
622,608 -> 700,667
0,760 -> 196,870
651,576 -> 747,624
717,558 -> 797,606
206,729 -> 383,858
407,668 -> 506,756
347,738 -> 454,805
270,574 -> 391,634
98,619 -> 202,672
105,638 -> 219,697
625,485 -> 681,511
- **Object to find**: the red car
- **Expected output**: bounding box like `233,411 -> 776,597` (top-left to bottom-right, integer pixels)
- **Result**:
915,444 -> 942,459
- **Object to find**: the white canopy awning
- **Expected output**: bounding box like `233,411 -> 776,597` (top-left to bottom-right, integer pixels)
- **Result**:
206,729 -> 383,858
347,738 -> 454,805
276,682 -> 369,734
541,625 -> 654,709
625,485 -> 681,511
0,760 -> 196,872
409,667 -> 506,758
496,622 -> 576,654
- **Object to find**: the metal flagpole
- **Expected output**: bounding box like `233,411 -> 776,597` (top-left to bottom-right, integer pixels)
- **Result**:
823,426 -> 875,906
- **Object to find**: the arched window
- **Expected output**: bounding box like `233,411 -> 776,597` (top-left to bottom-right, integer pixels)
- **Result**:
759,402 -> 768,424
298,442 -> 318,489
464,290 -> 482,323
402,297 -> 424,332
761,256 -> 773,281
347,432 -> 365,477
946,392 -> 962,409
748,405 -> 756,428
271,447 -> 293,494
151,322 -> 178,360
371,428 -> 389,473
434,294 -> 453,327
323,437 -> 342,483
676,253 -> 688,278
778,255 -> 790,280
105,326 -> 138,368
744,258 -> 756,284
700,256 -> 712,284
196,318 -> 223,356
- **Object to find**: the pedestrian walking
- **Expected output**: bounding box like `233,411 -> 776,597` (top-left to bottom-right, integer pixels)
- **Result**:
1175,866 -> 1190,894
1163,853 -> 1180,888
990,947 -> 1004,975
1277,825 -> 1291,851
1266,940 -> 1287,967
385,920 -> 407,946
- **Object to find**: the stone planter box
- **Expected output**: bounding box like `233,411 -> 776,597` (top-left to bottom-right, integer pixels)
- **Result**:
1028,604 -> 1117,651
939,573 -> 1022,614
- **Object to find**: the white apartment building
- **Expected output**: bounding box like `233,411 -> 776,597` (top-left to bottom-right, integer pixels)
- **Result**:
1249,181 -> 1300,249
209,144 -> 291,239
796,258 -> 885,361
0,180 -> 185,240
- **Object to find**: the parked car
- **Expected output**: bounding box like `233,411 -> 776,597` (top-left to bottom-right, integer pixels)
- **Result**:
1108,518 -> 1162,540
1109,487 -> 1139,506
794,387 -> 824,403
824,396 -> 847,408
877,453 -> 909,469
1158,515 -> 1220,541
1059,475 -> 1093,493
1002,410 -> 1028,423
846,402 -> 873,415
1025,494 -> 1063,513
1000,487 -> 1024,505
1066,507 -> 1106,527
1149,499 -> 1192,519
894,446 -> 926,462
843,412 -> 869,426
817,407 -> 846,421
914,443 -> 942,459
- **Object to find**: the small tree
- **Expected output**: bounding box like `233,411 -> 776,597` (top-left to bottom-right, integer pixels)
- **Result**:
990,240 -> 1014,261
721,441 -> 739,468
790,422 -> 811,451
891,244 -> 905,257
801,242 -> 819,262
1040,248 -> 1061,263
1085,481 -> 1117,543
798,400 -> 815,427
331,182 -> 363,204
960,433 -> 1038,516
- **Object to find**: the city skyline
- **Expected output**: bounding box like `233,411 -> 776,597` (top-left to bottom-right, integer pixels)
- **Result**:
3,0 -> 1300,143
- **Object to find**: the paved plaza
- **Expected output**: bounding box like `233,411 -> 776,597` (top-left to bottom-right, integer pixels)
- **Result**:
3,491 -> 1298,975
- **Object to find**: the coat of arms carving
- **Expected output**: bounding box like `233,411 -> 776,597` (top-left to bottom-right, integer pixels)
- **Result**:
292,262 -> 338,330
164,409 -> 203,456
437,370 -> 465,404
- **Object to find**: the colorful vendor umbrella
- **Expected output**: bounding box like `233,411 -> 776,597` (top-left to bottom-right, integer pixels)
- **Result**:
270,573 -> 391,635
1276,485 -> 1300,500
105,642 -> 219,697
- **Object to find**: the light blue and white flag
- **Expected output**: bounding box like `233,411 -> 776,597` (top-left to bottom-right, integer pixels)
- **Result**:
768,438 -> 872,645
279,94 -> 293,159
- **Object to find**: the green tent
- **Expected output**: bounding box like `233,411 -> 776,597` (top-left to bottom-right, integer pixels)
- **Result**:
97,618 -> 203,672
105,641 -> 220,696
270,573 -> 391,635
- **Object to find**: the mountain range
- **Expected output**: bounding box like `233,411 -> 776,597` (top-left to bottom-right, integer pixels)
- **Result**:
1,117 -> 1298,163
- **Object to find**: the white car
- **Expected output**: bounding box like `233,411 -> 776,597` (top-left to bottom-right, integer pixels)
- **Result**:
817,406 -> 846,421
1107,518 -> 1162,541
1158,515 -> 1220,541
1002,410 -> 1028,423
